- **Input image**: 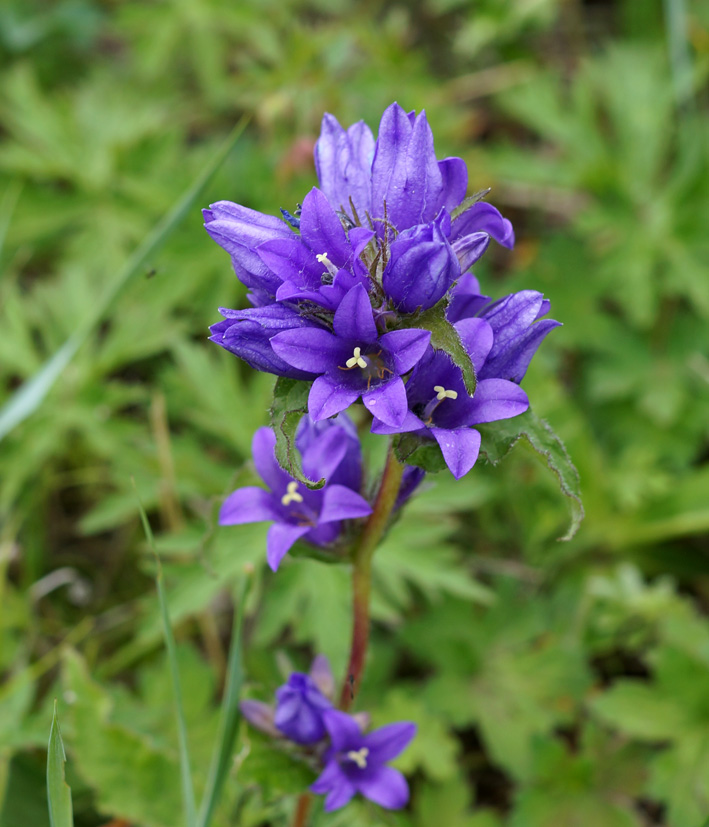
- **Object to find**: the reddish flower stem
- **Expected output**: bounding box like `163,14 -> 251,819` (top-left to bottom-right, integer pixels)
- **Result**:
291,792 -> 312,827
290,443 -> 404,827
339,443 -> 404,710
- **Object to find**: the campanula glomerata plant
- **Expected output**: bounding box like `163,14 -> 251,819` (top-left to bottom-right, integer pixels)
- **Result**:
205,102 -> 570,819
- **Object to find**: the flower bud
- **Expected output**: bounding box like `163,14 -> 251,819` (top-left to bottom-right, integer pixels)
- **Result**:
382,210 -> 460,313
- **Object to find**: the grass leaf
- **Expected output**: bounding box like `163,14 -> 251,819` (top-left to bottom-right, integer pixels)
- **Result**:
47,701 -> 73,827
196,574 -> 250,827
134,481 -> 197,827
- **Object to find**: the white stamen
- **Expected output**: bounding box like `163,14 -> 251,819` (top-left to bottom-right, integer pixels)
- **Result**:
346,747 -> 369,769
434,385 -> 458,401
281,480 -> 303,506
345,347 -> 368,369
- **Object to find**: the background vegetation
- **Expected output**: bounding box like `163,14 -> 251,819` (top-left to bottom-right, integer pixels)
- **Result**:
1,0 -> 709,824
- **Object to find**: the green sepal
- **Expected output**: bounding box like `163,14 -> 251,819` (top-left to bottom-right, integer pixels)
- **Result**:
269,377 -> 325,489
450,188 -> 492,221
394,433 -> 447,473
477,409 -> 584,540
399,300 -> 476,396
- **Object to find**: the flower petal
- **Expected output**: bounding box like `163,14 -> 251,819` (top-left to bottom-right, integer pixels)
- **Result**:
300,425 -> 349,482
310,655 -> 335,700
452,231 -> 490,272
430,426 -> 481,480
362,377 -> 408,427
332,283 -> 378,342
324,779 -> 356,812
454,317 -> 494,373
219,486 -> 277,525
322,709 -> 363,751
308,375 -> 360,421
319,485 -> 372,524
266,523 -> 310,571
356,766 -> 410,810
450,201 -> 514,248
257,237 -> 321,288
251,427 -> 290,491
379,328 -> 431,374
465,379 -> 529,424
370,410 -> 424,435
299,188 -> 351,268
271,328 -> 350,374
438,156 -> 468,212
363,721 -> 417,763
314,114 -> 374,221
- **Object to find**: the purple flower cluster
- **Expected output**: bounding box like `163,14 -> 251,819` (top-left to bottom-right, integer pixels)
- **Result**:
241,656 -> 416,812
207,103 -> 557,479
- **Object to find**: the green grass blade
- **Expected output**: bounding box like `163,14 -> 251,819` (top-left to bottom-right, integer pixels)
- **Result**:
0,117 -> 248,443
47,700 -> 74,827
133,480 -> 197,827
196,573 -> 251,827
0,179 -> 22,265
663,0 -> 693,106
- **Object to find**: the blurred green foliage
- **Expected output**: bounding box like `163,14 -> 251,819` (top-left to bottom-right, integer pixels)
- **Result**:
1,0 -> 708,825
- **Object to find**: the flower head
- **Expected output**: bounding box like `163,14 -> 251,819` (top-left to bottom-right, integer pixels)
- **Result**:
271,283 -> 430,427
311,710 -> 416,812
219,417 -> 371,570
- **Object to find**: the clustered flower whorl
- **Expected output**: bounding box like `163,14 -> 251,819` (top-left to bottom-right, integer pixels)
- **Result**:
207,103 -> 558,480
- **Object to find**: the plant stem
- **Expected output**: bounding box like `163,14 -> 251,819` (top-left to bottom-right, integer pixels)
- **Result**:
339,442 -> 404,710
291,793 -> 312,827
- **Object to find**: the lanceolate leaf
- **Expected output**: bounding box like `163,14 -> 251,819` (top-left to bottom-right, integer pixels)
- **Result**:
47,702 -> 74,827
400,300 -> 476,395
450,188 -> 492,221
477,409 -> 584,540
269,377 -> 324,489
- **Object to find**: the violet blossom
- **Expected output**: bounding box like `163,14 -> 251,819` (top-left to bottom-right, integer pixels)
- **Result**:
311,709 -> 416,812
271,283 -> 430,426
219,418 -> 371,570
371,317 -> 532,479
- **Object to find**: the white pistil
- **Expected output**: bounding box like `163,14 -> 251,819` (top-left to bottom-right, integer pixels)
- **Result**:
316,252 -> 338,277
434,385 -> 458,401
281,481 -> 303,506
346,747 -> 369,769
345,347 -> 368,369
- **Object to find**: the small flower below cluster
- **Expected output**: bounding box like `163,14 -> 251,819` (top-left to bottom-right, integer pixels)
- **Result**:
240,656 -> 417,813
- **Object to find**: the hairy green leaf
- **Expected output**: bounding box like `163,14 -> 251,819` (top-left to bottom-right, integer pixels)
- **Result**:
394,433 -> 447,473
47,702 -> 73,827
399,300 -> 476,395
450,188 -> 491,221
477,409 -> 584,540
269,377 -> 324,489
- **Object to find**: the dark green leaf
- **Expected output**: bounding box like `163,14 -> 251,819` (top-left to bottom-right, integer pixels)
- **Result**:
399,300 -> 476,395
477,409 -> 584,540
269,377 -> 324,489
394,433 -> 447,473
